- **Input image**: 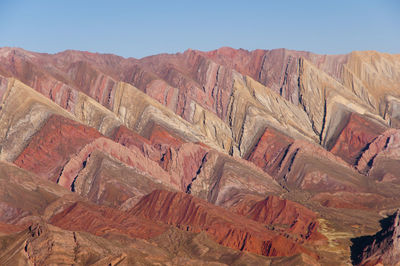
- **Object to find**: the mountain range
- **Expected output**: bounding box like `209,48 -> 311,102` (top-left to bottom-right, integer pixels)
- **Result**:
0,46 -> 399,265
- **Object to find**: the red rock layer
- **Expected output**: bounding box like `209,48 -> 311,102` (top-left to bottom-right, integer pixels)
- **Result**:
141,124 -> 186,172
56,137 -> 176,190
112,124 -> 208,191
311,192 -> 386,210
112,124 -> 183,167
330,113 -> 386,165
233,195 -> 325,241
148,124 -> 184,147
64,61 -> 118,109
247,127 -> 357,193
13,113 -> 206,193
0,48 -> 236,121
0,47 -> 349,123
137,50 -> 235,120
0,49 -> 79,111
247,127 -> 293,176
356,129 -> 400,178
50,201 -> 167,239
130,190 -> 317,259
200,47 -> 348,103
172,143 -> 209,191
0,222 -> 25,234
112,126 -> 153,154
14,115 -> 101,182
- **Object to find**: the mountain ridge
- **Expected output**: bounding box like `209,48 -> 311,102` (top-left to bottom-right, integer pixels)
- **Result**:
0,46 -> 399,265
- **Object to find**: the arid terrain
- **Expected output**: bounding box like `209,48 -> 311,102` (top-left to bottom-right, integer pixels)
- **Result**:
0,46 -> 399,265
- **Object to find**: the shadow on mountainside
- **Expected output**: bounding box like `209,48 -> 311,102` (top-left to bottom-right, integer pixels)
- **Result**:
350,213 -> 396,265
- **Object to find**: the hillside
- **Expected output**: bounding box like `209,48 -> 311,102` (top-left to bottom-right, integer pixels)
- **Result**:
0,46 -> 399,265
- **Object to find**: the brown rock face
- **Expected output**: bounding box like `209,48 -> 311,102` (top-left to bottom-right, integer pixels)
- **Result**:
112,125 -> 152,150
0,222 -> 24,235
137,49 -> 236,120
200,47 -> 348,104
112,124 -> 209,191
352,210 -> 400,266
233,195 -> 325,242
13,115 -> 178,192
112,124 -> 184,171
67,150 -> 169,209
0,222 -> 318,266
130,190 -> 317,258
14,114 -> 101,182
50,201 -> 167,239
56,137 -> 177,190
330,113 -> 386,165
0,161 -> 302,265
356,129 -> 400,182
247,127 -> 293,176
311,192 -> 386,210
247,131 -> 364,193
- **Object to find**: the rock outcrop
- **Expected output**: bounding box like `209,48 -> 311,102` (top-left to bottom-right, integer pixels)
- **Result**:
329,113 -> 387,165
352,210 -> 400,265
356,129 -> 400,182
50,201 -> 168,239
232,195 -> 325,241
130,190 -> 317,258
14,115 -> 101,182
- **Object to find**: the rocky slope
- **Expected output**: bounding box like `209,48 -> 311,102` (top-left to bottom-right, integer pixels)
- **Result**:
352,210 -> 400,265
0,46 -> 399,265
130,190 -> 318,258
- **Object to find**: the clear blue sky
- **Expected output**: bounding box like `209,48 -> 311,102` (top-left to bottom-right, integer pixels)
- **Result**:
0,0 -> 399,58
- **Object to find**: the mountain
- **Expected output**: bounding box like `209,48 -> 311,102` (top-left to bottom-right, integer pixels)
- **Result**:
0,46 -> 399,265
352,209 -> 400,265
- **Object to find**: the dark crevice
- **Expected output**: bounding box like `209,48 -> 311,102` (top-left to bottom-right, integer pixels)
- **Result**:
297,58 -> 321,138
227,91 -> 235,129
244,130 -> 264,160
228,144 -> 234,156
106,86 -> 113,106
384,136 -> 391,150
287,148 -> 299,173
297,59 -> 311,122
279,56 -> 292,98
236,108 -> 249,155
71,154 -> 90,192
354,140 -> 374,166
319,96 -> 327,145
351,211 -> 399,265
367,154 -> 377,168
240,232 -> 249,251
276,147 -> 299,192
73,231 -> 79,263
207,158 -> 225,204
211,66 -> 220,98
277,143 -> 293,171
186,153 -> 208,194
70,175 -> 78,192
56,166 -> 65,184
258,54 -> 267,81
49,88 -> 54,101
65,89 -> 72,110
